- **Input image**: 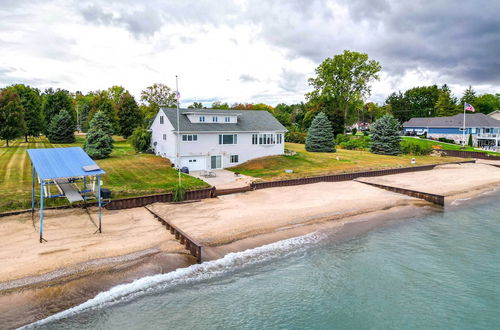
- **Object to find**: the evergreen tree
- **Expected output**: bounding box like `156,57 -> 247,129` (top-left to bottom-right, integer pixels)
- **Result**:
305,112 -> 336,152
461,85 -> 477,105
89,91 -> 117,133
84,110 -> 114,159
0,89 -> 26,146
47,110 -> 75,143
7,84 -> 43,141
468,133 -> 473,147
370,114 -> 401,155
42,88 -> 75,132
117,92 -> 142,138
435,84 -> 458,117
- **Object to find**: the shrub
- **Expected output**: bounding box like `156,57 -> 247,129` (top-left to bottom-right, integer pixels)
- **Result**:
172,184 -> 185,202
363,130 -> 369,136
351,127 -> 357,135
305,112 -> 336,152
400,140 -> 432,155
335,134 -> 350,145
339,136 -> 371,150
437,137 -> 455,144
285,131 -> 307,144
128,126 -> 151,152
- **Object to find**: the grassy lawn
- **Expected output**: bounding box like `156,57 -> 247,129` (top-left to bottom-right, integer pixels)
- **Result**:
228,143 -> 465,180
402,136 -> 500,156
0,136 -> 209,212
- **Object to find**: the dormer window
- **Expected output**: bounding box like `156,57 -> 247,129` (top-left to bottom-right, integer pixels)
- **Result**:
199,116 -> 205,122
160,116 -> 164,124
212,116 -> 218,123
225,116 -> 230,123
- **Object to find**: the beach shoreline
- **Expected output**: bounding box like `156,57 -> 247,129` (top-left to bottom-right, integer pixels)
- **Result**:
2,163 -> 500,329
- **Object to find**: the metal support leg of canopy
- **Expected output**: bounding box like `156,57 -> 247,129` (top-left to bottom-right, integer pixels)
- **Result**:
39,181 -> 45,243
31,163 -> 35,217
98,175 -> 102,233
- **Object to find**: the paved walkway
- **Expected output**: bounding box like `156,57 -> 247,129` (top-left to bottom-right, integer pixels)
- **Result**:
190,169 -> 255,189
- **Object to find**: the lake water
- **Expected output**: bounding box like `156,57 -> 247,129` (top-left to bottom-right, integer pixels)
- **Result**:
27,191 -> 500,330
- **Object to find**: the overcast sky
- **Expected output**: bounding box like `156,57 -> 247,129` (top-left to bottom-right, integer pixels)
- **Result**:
1,0 -> 499,106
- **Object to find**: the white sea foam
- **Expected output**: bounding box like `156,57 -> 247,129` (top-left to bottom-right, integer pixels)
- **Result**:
23,231 -> 324,329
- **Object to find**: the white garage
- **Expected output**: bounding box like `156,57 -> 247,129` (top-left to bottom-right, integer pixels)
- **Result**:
180,156 -> 206,172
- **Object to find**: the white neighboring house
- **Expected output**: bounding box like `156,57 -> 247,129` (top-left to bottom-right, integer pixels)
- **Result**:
150,108 -> 288,171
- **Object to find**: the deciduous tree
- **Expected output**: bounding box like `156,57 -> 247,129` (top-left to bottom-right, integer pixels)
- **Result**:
307,50 -> 381,130
0,89 -> 25,146
117,92 -> 142,138
42,88 -> 75,132
6,84 -> 43,141
435,84 -> 458,117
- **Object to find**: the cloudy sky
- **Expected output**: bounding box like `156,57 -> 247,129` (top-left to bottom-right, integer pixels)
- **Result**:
1,0 -> 499,106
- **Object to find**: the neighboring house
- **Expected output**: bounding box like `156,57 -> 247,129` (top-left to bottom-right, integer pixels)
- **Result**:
150,108 -> 287,171
488,110 -> 500,121
350,122 -> 371,131
403,113 -> 500,150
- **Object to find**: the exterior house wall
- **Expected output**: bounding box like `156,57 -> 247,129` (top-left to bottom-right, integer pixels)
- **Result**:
176,132 -> 284,169
150,111 -> 176,159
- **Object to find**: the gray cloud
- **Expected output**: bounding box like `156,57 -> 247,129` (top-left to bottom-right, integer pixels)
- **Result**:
239,74 -> 259,83
279,69 -> 306,93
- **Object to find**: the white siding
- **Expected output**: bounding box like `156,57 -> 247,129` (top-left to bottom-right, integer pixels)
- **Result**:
151,110 -> 285,170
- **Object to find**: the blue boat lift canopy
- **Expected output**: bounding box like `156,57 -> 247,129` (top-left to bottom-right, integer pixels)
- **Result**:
27,147 -> 106,242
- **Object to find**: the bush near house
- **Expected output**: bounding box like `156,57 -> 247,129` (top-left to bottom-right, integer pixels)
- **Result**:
400,140 -> 432,155
285,131 -> 307,144
128,126 -> 151,152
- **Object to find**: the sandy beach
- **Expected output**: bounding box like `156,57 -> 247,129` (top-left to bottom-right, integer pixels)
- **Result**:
1,162 -> 500,289
1,162 -> 500,328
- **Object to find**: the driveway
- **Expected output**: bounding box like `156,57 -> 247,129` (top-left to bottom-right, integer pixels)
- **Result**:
190,169 -> 255,189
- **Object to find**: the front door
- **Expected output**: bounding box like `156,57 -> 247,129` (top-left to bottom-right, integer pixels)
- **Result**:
210,155 -> 222,169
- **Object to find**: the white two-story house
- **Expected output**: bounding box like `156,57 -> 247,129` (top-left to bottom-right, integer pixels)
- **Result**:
150,108 -> 287,171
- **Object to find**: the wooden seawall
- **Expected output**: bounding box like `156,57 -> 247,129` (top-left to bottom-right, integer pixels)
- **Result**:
144,206 -> 203,263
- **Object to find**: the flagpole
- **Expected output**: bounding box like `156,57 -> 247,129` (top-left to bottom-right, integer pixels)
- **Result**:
176,75 -> 181,186
462,103 -> 466,147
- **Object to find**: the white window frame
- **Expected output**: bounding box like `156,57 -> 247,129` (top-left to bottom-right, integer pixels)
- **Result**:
199,116 -> 205,122
162,134 -> 167,141
159,116 -> 164,124
252,134 -> 258,145
212,116 -> 218,123
230,155 -> 239,163
219,134 -> 237,145
182,134 -> 198,142
225,116 -> 231,123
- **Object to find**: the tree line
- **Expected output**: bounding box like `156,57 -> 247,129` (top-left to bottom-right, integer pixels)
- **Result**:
1,50 -> 498,150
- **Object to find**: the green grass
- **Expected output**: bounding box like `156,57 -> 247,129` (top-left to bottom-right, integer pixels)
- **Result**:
0,136 -> 209,212
229,143 -> 465,180
402,137 -> 500,156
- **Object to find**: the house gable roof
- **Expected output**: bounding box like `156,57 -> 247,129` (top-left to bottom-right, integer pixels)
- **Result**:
403,113 -> 500,128
160,108 -> 288,132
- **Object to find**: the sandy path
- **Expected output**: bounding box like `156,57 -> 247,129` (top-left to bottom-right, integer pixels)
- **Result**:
356,163 -> 500,197
0,207 -> 184,283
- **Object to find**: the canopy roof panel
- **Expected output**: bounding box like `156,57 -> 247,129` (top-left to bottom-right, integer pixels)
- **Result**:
27,147 -> 105,180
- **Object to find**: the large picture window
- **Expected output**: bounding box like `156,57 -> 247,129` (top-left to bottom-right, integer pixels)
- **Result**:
254,133 -> 283,145
182,134 -> 198,142
219,134 -> 237,144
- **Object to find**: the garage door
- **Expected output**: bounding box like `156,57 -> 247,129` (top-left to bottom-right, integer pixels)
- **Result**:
180,156 -> 206,172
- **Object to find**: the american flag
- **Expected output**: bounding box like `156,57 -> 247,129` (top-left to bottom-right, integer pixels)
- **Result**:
464,102 -> 475,112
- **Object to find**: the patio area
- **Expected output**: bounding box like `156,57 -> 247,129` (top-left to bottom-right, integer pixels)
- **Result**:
189,170 -> 255,189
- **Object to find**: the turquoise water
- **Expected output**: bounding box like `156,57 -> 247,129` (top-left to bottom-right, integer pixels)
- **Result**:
30,192 -> 500,330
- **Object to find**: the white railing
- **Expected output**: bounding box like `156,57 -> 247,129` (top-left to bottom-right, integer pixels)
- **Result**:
477,133 -> 498,139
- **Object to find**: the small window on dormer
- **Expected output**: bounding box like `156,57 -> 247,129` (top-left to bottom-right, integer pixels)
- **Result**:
199,116 -> 205,122
212,116 -> 218,123
225,116 -> 230,123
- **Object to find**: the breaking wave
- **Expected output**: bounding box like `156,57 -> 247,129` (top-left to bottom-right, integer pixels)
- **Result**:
24,232 -> 324,328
